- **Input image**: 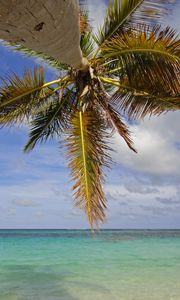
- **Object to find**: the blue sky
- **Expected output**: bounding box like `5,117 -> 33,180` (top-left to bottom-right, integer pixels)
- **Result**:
0,0 -> 180,229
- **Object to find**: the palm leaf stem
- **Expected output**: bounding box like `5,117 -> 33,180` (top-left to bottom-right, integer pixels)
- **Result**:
103,48 -> 179,61
104,66 -> 123,74
99,76 -> 167,96
99,76 -> 148,92
0,76 -> 70,109
44,86 -> 65,98
100,76 -> 179,107
101,59 -> 119,67
79,99 -> 92,226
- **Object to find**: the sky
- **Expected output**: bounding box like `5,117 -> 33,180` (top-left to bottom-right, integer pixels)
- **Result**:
0,0 -> 180,229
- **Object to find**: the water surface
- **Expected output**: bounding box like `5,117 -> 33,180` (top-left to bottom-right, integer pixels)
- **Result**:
0,230 -> 180,300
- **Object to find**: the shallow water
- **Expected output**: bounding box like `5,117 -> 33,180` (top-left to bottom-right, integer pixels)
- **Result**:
0,230 -> 180,300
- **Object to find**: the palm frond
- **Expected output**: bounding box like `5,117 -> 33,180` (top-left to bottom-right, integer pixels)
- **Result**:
24,88 -> 77,152
80,7 -> 91,35
0,67 -> 46,125
2,42 -> 69,71
100,77 -> 180,118
102,26 -> 180,60
66,107 -> 111,227
79,5 -> 94,59
101,26 -> 180,94
80,32 -> 95,58
95,83 -> 136,152
112,86 -> 180,119
0,68 -> 70,126
95,0 -> 176,46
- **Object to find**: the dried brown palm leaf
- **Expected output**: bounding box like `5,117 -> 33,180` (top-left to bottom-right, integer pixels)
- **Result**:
66,106 -> 111,227
100,76 -> 180,119
113,88 -> 180,119
80,9 -> 91,34
101,26 -> 180,94
95,85 -> 136,152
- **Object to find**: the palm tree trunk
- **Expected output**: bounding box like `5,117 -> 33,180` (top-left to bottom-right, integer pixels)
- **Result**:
0,0 -> 88,69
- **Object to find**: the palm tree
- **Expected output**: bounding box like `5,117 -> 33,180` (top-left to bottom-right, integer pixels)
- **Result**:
0,0 -> 179,227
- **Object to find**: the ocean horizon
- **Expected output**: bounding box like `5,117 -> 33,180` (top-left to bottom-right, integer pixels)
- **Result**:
1,228 -> 180,230
0,229 -> 180,299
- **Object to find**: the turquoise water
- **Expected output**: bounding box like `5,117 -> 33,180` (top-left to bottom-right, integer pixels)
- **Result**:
0,230 -> 180,300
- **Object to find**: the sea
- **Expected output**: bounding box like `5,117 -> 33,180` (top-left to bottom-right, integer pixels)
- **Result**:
0,230 -> 180,300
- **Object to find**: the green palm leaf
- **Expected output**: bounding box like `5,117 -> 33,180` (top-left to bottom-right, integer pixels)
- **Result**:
66,107 -> 111,227
95,0 -> 176,46
5,43 -> 69,71
0,67 -> 46,125
24,88 -> 77,152
0,67 -> 44,106
81,32 -> 95,58
0,68 -> 70,125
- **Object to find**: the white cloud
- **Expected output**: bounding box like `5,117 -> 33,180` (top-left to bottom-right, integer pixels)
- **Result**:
112,111 -> 180,176
124,184 -> 159,194
35,211 -> 44,219
156,197 -> 180,205
12,199 -> 38,207
7,208 -> 16,216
